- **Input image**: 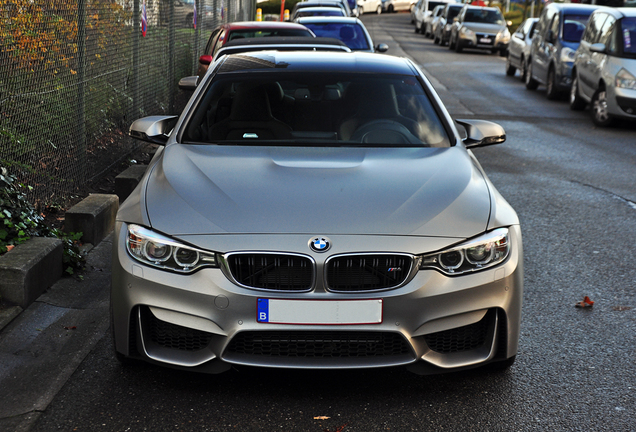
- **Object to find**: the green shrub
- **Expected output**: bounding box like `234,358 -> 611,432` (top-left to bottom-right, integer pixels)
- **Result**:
0,166 -> 85,275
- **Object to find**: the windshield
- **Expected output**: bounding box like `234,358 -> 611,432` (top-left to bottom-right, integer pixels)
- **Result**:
302,22 -> 370,50
464,9 -> 504,25
447,6 -> 461,21
562,15 -> 589,42
183,72 -> 450,148
621,17 -> 636,56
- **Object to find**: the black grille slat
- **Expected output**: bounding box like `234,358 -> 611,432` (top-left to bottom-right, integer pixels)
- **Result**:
144,308 -> 213,352
423,310 -> 494,354
326,254 -> 412,292
226,331 -> 411,358
227,254 -> 313,291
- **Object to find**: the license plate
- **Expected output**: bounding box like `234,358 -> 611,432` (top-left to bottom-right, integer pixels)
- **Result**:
480,37 -> 492,44
257,299 -> 383,325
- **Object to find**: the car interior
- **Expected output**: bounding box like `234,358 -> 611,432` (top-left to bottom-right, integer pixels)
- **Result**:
183,71 -> 450,147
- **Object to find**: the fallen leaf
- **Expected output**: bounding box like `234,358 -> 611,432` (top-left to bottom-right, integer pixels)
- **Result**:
612,306 -> 632,311
575,296 -> 594,308
6,245 -> 15,252
314,416 -> 330,420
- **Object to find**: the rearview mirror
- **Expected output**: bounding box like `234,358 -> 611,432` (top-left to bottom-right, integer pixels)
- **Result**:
178,76 -> 198,91
375,43 -> 389,53
590,42 -> 606,54
129,115 -> 179,146
456,119 -> 506,149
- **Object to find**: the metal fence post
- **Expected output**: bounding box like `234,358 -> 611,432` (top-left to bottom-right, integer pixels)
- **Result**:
77,0 -> 87,183
169,0 -> 176,112
133,0 -> 140,117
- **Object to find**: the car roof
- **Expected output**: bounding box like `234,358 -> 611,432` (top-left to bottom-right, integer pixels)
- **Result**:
222,21 -> 311,30
222,36 -> 347,49
462,5 -> 500,11
295,16 -> 362,24
215,51 -> 415,75
596,6 -> 636,19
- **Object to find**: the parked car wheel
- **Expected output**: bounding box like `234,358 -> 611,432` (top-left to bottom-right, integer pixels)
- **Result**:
449,35 -> 455,50
546,67 -> 560,100
519,56 -> 527,82
505,55 -> 516,76
569,75 -> 586,111
433,33 -> 440,44
388,4 -> 394,13
525,60 -> 539,90
591,88 -> 614,127
377,5 -> 382,14
455,40 -> 463,53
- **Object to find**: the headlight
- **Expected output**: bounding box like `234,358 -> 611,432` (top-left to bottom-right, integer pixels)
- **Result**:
460,27 -> 475,38
126,224 -> 218,273
615,68 -> 636,90
496,28 -> 510,44
560,47 -> 576,63
419,228 -> 510,275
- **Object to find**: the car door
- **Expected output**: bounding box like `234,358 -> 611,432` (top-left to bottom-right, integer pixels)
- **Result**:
577,12 -> 608,99
535,11 -> 560,83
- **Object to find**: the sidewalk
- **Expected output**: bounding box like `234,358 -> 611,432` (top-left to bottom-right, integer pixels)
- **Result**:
0,233 -> 113,432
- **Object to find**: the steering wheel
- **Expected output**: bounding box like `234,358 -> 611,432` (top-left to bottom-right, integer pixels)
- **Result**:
350,119 -> 422,145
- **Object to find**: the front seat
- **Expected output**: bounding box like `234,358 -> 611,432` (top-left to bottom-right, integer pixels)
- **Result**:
208,83 -> 293,141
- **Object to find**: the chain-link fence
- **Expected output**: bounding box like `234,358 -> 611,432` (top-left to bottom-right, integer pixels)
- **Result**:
1,0 -> 255,207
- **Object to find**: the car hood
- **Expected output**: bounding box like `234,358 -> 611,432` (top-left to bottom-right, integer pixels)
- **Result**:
144,144 -> 492,237
462,23 -> 505,34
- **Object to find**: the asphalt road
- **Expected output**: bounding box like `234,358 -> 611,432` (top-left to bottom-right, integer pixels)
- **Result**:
28,13 -> 636,432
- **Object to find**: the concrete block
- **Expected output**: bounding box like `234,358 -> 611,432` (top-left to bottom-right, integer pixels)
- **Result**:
115,164 -> 148,201
0,237 -> 63,309
64,194 -> 119,245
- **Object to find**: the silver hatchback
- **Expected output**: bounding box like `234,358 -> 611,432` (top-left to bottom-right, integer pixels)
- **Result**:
570,7 -> 636,126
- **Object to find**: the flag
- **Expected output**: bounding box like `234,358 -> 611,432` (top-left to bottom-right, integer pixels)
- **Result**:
141,0 -> 147,37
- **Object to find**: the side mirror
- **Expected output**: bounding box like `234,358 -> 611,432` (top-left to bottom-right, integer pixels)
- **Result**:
456,119 -> 506,149
129,116 -> 179,146
198,54 -> 213,66
178,76 -> 198,91
590,42 -> 606,54
375,43 -> 389,53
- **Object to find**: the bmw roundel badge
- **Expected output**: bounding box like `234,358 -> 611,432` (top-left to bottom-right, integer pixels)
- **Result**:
309,236 -> 331,253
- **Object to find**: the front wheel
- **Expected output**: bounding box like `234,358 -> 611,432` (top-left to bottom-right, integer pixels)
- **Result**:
525,60 -> 539,90
546,67 -> 560,100
455,40 -> 463,53
505,55 -> 516,76
591,88 -> 614,127
519,57 -> 527,82
569,75 -> 586,111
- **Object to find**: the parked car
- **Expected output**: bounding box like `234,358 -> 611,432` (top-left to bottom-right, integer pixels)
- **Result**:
449,5 -> 510,56
295,16 -> 389,52
117,50 -> 523,376
384,0 -> 416,13
357,0 -> 383,14
570,7 -> 636,126
411,0 -> 423,24
434,3 -> 463,46
290,0 -> 354,19
525,3 -> 600,99
292,6 -> 347,20
505,18 -> 539,81
422,4 -> 446,38
415,1 -> 457,37
196,22 -> 315,79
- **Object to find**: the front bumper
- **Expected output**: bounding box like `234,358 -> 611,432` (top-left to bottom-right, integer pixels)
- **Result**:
111,223 -> 523,374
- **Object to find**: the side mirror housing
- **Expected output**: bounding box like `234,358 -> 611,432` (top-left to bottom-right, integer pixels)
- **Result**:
178,76 -> 198,91
198,54 -> 213,66
375,43 -> 389,53
129,115 -> 179,146
456,119 -> 506,149
590,42 -> 606,54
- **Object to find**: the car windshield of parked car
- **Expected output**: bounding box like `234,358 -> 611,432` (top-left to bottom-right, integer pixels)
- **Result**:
227,29 -> 314,42
447,6 -> 461,21
562,15 -> 589,42
621,18 -> 636,56
183,72 -> 451,147
301,23 -> 370,50
464,9 -> 504,25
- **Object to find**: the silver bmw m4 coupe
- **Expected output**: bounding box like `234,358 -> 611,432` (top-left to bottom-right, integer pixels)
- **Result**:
112,51 -> 523,375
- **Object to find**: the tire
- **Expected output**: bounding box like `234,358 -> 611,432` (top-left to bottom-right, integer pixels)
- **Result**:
499,49 -> 507,57
519,56 -> 527,82
377,5 -> 382,14
433,33 -> 440,44
591,88 -> 614,127
449,35 -> 455,50
455,39 -> 463,53
546,67 -> 560,100
525,60 -> 539,90
569,74 -> 586,111
414,25 -> 420,34
388,4 -> 394,13
505,55 -> 516,76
